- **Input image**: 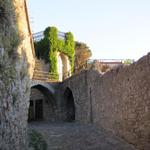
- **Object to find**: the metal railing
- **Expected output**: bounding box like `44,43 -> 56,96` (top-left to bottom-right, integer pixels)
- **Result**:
74,58 -> 135,74
88,59 -> 135,64
33,30 -> 66,42
33,31 -> 44,42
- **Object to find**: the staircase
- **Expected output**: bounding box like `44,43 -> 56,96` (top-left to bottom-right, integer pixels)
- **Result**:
32,59 -> 57,82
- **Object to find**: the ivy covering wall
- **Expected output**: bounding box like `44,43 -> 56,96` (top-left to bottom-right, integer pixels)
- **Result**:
34,26 -> 75,79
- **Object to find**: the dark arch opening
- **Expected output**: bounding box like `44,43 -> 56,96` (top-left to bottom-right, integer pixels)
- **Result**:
0,7 -> 5,19
64,87 -> 75,122
28,84 -> 56,122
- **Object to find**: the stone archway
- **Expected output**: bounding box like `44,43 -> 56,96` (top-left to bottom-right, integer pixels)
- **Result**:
64,87 -> 75,121
58,54 -> 63,81
57,53 -> 71,81
28,84 -> 57,122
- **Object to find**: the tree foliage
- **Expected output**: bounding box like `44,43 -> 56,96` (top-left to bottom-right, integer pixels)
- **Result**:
123,59 -> 133,65
75,41 -> 92,73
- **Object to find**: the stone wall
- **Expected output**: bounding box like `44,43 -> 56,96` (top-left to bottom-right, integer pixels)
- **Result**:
30,88 -> 44,100
62,53 -> 150,149
90,53 -> 150,150
0,0 -> 35,149
60,71 -> 91,123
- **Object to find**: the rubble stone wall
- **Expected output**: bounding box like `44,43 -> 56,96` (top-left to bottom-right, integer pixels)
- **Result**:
0,0 -> 35,149
62,53 -> 150,149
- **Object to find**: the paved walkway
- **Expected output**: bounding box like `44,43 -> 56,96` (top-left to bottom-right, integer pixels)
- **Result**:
29,122 -> 136,150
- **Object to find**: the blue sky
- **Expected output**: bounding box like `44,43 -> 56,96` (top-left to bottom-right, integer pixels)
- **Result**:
28,0 -> 150,60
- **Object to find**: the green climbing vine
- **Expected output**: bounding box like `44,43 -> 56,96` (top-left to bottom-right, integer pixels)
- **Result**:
34,26 -> 75,79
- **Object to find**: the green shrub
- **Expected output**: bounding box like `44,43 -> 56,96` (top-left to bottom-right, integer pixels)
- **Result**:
28,129 -> 47,150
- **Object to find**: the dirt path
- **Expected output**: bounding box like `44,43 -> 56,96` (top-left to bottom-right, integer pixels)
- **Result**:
29,122 -> 136,150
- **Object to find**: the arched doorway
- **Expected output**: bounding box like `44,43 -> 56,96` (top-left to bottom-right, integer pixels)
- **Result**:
28,88 -> 44,121
64,87 -> 75,121
28,85 -> 56,122
57,53 -> 71,81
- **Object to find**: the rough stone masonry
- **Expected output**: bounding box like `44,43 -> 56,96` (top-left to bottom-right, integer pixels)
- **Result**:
0,0 -> 35,149
62,53 -> 150,150
0,0 -> 150,150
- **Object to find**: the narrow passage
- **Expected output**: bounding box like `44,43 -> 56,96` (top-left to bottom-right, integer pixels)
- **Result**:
29,122 -> 136,150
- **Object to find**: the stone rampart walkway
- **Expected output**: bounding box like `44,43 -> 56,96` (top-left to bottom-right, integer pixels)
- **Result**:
29,122 -> 136,150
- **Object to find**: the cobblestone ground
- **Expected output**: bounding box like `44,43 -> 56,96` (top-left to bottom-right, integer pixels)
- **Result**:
29,122 -> 136,150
